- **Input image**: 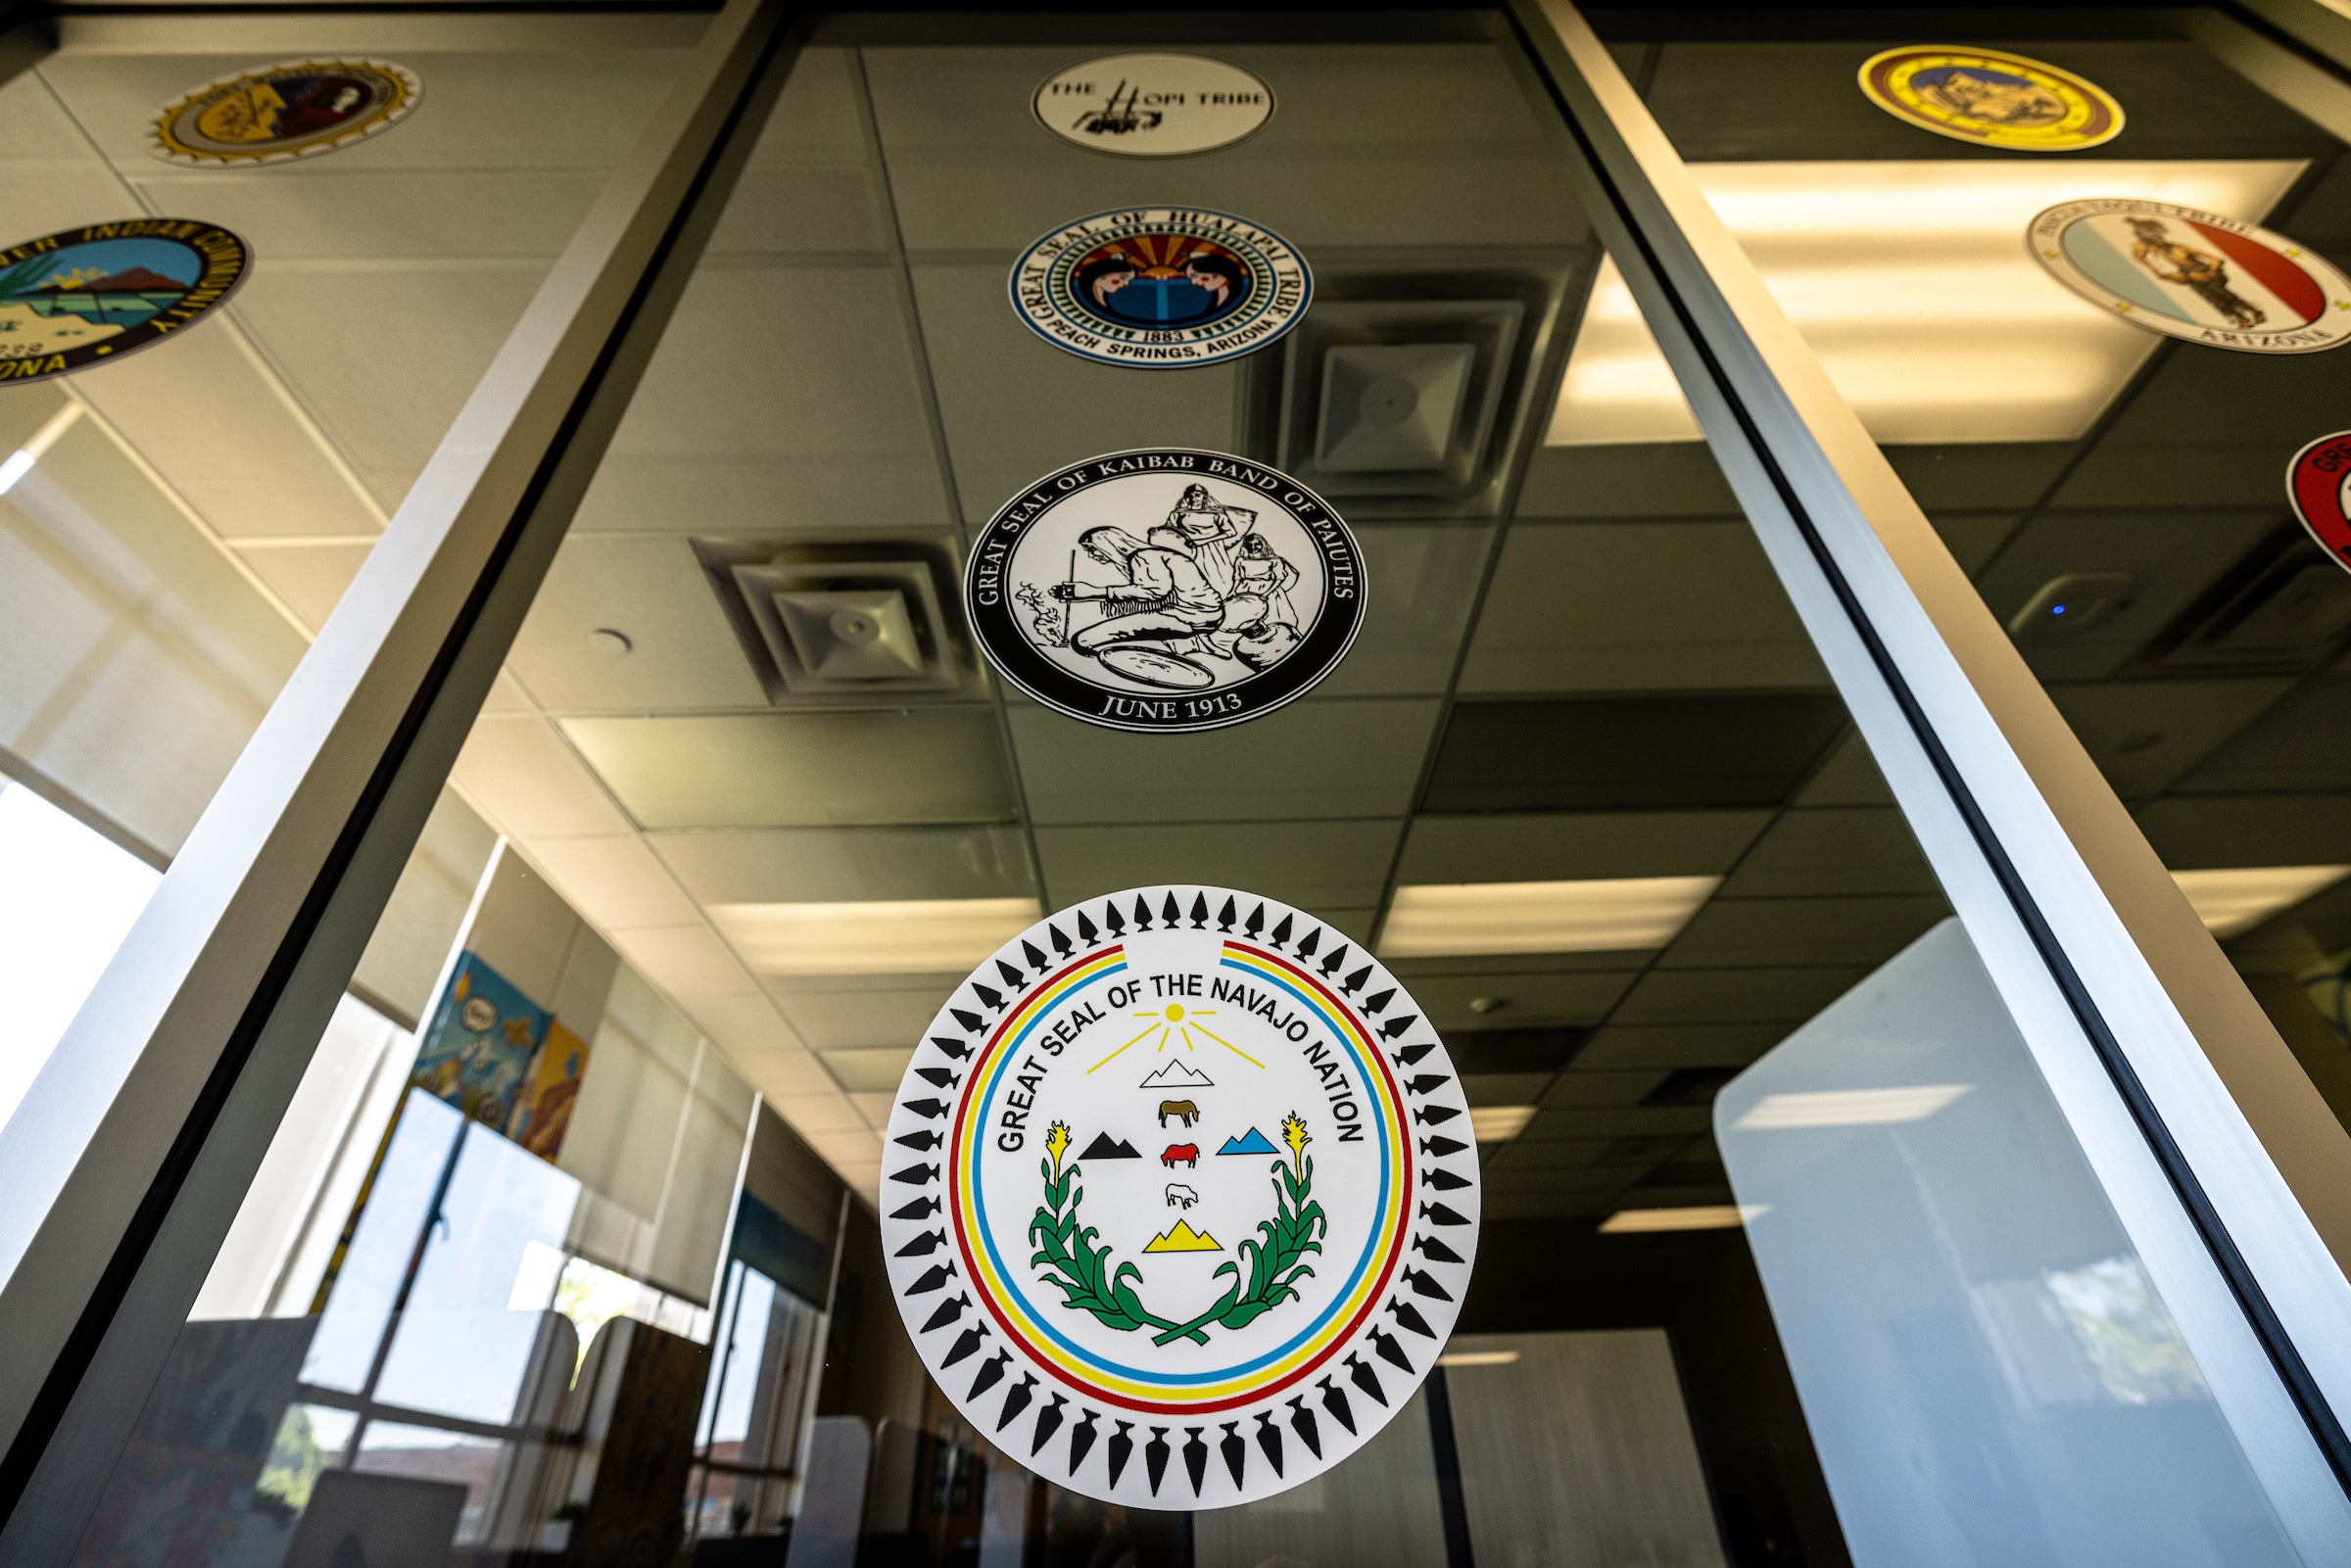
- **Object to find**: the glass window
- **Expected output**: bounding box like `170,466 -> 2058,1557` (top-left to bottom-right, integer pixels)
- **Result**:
1596,9 -> 2351,1156
0,14 -> 705,1111
67,9 -> 2344,1566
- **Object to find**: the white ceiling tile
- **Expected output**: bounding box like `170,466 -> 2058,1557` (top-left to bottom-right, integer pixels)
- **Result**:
819,1046 -> 915,1093
507,536 -> 766,713
560,711 -> 1012,831
0,70 -> 94,158
1398,812 -> 1772,884
134,170 -> 608,261
1033,820 -> 1402,910
234,541 -> 374,632
864,45 -> 1583,254
230,262 -> 547,481
1460,522 -> 1826,693
1010,698 -> 1438,824
652,825 -> 1034,905
771,1094 -> 866,1135
848,1091 -> 895,1129
1312,526 -> 1493,698
775,977 -> 954,1051
732,1048 -> 839,1100
453,712 -> 632,837
480,668 -> 536,714
605,923 -> 759,998
521,833 -> 701,929
677,991 -> 806,1057
70,321 -> 386,541
804,1126 -> 886,1169
910,262 -> 1239,523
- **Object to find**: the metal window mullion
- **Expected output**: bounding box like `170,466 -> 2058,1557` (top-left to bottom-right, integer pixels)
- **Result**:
1515,0 -> 2351,1544
0,0 -> 796,1549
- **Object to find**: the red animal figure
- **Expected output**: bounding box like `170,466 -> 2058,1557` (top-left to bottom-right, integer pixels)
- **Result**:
1161,1143 -> 1200,1168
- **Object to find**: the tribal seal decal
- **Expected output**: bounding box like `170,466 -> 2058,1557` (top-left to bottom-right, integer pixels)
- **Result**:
2029,199 -> 2351,355
152,59 -> 420,165
2288,432 -> 2351,575
0,220 -> 250,384
1011,208 -> 1308,369
1032,53 -> 1274,159
967,451 -> 1363,734
882,887 -> 1478,1509
1858,46 -> 2122,151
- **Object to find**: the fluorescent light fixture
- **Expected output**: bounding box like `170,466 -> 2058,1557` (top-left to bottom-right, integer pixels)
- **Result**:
1380,876 -> 1719,958
2170,866 -> 2351,938
1551,159 -> 2306,446
0,402 -> 82,497
1469,1105 -> 1537,1143
710,897 -> 1042,975
1599,1205 -> 1764,1233
1732,1084 -> 1971,1130
1435,1350 -> 1521,1368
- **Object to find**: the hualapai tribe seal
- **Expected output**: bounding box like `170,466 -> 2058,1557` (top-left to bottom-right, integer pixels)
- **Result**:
2029,199 -> 2351,355
882,886 -> 1478,1508
1858,46 -> 2122,150
0,220 -> 250,384
152,59 -> 420,165
966,450 -> 1363,735
1011,208 -> 1308,369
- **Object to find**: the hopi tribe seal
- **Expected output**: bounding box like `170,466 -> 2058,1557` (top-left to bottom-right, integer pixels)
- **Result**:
966,450 -> 1364,734
151,59 -> 420,165
1011,208 -> 1308,369
2029,199 -> 2351,355
882,887 -> 1479,1507
0,220 -> 250,384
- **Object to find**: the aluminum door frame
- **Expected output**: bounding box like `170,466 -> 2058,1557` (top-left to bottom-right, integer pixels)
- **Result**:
0,0 -> 802,1550
1508,0 -> 2351,1551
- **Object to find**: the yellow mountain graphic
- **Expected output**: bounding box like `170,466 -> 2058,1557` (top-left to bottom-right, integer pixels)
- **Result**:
1142,1219 -> 1223,1254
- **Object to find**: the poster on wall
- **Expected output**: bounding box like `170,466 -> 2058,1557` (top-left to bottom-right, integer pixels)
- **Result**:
507,1020 -> 592,1163
1032,53 -> 1272,158
1857,46 -> 2123,150
964,450 -> 1364,734
409,951 -> 551,1130
151,59 -> 421,165
0,220 -> 249,384
1010,207 -> 1309,370
2028,199 -> 2351,355
881,885 -> 1479,1508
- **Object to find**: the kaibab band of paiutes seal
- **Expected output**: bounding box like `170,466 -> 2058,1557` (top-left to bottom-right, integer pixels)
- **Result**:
0,220 -> 251,384
882,886 -> 1479,1508
2028,198 -> 2351,355
965,450 -> 1364,734
151,59 -> 420,165
1011,208 -> 1309,370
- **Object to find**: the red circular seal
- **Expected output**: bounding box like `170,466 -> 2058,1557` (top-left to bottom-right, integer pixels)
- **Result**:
2288,431 -> 2351,571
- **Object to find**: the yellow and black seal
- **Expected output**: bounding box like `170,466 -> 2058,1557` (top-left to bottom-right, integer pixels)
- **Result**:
1859,46 -> 2122,151
151,59 -> 420,166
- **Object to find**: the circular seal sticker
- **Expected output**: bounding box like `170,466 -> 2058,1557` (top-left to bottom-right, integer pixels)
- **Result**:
966,450 -> 1363,734
152,59 -> 420,165
2029,199 -> 2351,355
1858,46 -> 2122,150
2288,432 -> 2351,573
0,220 -> 250,385
1033,53 -> 1272,158
1011,208 -> 1309,370
883,886 -> 1479,1508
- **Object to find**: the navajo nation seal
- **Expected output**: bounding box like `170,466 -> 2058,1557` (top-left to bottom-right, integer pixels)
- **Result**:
967,451 -> 1364,734
1011,208 -> 1309,369
882,887 -> 1479,1508
0,220 -> 250,384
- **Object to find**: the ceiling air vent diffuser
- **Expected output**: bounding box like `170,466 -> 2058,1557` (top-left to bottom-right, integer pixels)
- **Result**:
2137,526 -> 2351,677
1242,265 -> 1571,518
694,538 -> 976,705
